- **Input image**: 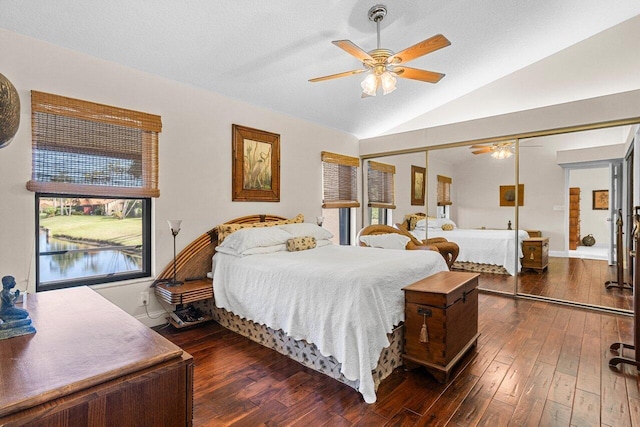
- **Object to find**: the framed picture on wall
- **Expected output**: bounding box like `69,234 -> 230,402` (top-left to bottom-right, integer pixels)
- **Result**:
232,124 -> 280,202
592,189 -> 608,210
411,165 -> 426,206
499,184 -> 524,206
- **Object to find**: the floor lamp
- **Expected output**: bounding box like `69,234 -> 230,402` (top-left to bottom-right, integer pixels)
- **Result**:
167,220 -> 183,287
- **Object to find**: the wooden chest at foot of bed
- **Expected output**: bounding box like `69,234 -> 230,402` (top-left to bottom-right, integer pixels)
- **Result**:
402,271 -> 480,383
521,237 -> 549,272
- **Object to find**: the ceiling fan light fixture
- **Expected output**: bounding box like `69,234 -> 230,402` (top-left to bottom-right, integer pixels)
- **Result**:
361,73 -> 378,96
380,71 -> 397,95
491,146 -> 513,160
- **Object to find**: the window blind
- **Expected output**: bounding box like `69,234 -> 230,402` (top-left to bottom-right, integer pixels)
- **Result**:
321,151 -> 360,208
367,160 -> 396,209
437,175 -> 452,206
27,91 -> 162,197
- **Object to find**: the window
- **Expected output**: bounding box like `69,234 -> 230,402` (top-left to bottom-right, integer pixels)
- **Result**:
370,207 -> 388,225
437,175 -> 452,206
36,195 -> 151,291
28,92 -> 161,290
367,160 -> 396,225
321,151 -> 360,244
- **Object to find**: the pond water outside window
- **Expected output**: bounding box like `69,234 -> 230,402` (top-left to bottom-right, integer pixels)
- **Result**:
36,196 -> 150,290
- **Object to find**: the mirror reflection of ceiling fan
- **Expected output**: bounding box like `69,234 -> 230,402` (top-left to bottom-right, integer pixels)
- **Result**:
309,4 -> 450,97
470,141 -> 541,159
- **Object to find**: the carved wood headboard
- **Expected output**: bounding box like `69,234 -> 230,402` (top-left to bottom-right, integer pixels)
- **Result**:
157,214 -> 288,282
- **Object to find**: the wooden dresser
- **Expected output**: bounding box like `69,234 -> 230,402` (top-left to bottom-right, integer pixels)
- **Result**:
521,237 -> 550,272
0,286 -> 193,426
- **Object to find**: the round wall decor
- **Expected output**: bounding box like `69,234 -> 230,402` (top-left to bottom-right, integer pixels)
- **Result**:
0,72 -> 20,149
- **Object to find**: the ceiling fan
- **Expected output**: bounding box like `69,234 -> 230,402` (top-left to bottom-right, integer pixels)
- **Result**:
471,141 -> 542,159
309,4 -> 450,97
470,142 -> 516,159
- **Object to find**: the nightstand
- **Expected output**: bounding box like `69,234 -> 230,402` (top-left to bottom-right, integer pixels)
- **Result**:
521,237 -> 549,272
155,279 -> 213,328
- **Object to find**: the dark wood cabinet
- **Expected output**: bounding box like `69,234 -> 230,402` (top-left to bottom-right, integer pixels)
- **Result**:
522,237 -> 550,272
402,271 -> 480,383
0,287 -> 193,426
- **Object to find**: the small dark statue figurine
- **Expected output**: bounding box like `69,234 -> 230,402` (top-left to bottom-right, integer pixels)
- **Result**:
0,275 -> 36,339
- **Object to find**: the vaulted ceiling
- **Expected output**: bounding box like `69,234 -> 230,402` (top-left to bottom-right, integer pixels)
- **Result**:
1,1 -> 639,139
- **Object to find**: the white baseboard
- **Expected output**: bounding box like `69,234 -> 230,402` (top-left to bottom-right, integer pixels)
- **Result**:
549,250 -> 566,258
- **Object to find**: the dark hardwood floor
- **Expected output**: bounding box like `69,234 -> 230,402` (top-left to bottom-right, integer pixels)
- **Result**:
479,257 -> 633,311
159,285 -> 640,426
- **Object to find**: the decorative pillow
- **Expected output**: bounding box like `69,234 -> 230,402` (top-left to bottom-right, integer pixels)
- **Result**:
441,223 -> 454,231
216,214 -> 304,243
404,214 -> 427,231
286,236 -> 317,252
359,234 -> 411,250
218,227 -> 293,253
279,222 -> 333,240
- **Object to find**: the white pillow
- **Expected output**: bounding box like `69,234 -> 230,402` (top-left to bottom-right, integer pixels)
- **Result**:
425,218 -> 457,229
278,223 -> 333,240
218,227 -> 292,254
215,243 -> 287,257
315,239 -> 332,248
359,234 -> 410,250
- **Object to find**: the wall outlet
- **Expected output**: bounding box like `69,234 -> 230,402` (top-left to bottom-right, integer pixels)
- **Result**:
138,291 -> 149,306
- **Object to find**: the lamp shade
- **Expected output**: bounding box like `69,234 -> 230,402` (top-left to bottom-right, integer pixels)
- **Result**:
379,71 -> 397,95
361,73 -> 378,97
0,72 -> 20,149
167,219 -> 182,233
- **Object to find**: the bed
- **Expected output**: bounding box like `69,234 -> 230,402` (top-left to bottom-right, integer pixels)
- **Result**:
405,217 -> 529,276
157,214 -> 448,403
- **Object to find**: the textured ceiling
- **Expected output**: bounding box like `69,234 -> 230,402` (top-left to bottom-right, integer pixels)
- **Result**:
1,1 -> 639,139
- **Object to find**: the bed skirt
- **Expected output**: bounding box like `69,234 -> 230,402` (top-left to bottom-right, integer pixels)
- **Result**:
195,299 -> 404,395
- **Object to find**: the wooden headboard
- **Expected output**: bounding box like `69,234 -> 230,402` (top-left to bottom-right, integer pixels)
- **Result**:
157,214 -> 288,282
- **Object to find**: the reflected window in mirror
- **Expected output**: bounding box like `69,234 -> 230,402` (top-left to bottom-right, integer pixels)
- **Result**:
370,207 -> 390,225
367,160 -> 396,226
437,205 -> 450,219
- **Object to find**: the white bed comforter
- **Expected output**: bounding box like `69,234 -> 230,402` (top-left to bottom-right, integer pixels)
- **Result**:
411,228 -> 530,275
212,244 -> 447,403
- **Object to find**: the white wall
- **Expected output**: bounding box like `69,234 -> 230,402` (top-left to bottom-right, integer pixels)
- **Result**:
569,168 -> 610,247
0,29 -> 358,326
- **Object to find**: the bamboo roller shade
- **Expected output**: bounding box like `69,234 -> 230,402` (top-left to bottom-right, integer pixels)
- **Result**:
27,91 -> 161,198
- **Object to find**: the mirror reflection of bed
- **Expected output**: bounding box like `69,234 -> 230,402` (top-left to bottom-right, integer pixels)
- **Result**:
423,124 -> 638,312
362,123 -> 639,313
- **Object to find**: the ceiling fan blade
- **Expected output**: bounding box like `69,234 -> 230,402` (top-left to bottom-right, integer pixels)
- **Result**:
309,69 -> 367,83
471,149 -> 491,155
332,40 -> 374,63
393,66 -> 445,83
388,34 -> 450,65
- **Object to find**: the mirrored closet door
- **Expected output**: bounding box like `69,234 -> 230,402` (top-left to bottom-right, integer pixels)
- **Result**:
425,144 -> 518,294
516,125 -> 639,313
